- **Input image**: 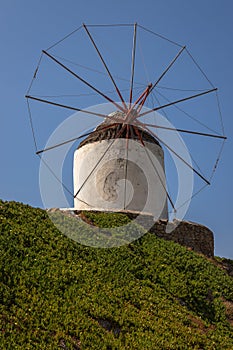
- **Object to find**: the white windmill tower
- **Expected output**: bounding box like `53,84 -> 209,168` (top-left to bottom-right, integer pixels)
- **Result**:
73,109 -> 168,220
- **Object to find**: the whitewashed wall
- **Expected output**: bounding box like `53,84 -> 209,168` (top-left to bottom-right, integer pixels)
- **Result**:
73,138 -> 168,220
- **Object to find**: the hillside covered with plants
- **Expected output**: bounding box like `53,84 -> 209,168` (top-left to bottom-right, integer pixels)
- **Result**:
0,200 -> 233,349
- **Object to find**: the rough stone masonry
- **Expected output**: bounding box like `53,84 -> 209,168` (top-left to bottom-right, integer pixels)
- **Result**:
121,211 -> 214,258
149,219 -> 214,258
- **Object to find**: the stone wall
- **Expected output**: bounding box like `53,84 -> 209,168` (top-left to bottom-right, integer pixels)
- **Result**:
119,211 -> 214,258
58,208 -> 214,258
149,220 -> 214,258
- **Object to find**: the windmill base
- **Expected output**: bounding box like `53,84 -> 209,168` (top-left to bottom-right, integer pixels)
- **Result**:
56,208 -> 214,258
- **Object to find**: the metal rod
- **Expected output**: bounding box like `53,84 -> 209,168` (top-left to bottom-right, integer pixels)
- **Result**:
142,125 -> 210,185
129,23 -> 137,106
140,123 -> 227,139
138,88 -> 218,118
42,50 -> 125,112
83,24 -> 127,110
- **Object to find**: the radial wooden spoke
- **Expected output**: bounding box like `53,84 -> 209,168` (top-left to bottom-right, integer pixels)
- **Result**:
83,23 -> 127,110
138,88 -> 217,118
26,95 -> 128,126
37,133 -> 91,155
129,23 -> 137,106
36,123 -> 119,155
25,95 -> 110,118
140,123 -> 227,139
42,50 -> 125,112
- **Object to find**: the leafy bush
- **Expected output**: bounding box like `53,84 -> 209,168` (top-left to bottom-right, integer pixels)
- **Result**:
0,200 -> 233,349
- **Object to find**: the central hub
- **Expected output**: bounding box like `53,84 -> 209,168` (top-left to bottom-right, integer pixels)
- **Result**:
107,109 -> 139,125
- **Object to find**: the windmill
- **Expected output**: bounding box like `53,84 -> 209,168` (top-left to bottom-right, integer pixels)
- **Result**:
26,23 -> 226,225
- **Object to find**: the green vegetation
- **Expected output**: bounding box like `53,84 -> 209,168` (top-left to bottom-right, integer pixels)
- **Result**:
79,210 -> 132,227
0,200 -> 233,349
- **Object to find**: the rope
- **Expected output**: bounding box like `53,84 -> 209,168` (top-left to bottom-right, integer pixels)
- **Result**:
53,54 -> 109,75
81,28 -> 140,89
138,24 -> 183,48
189,153 -> 206,177
85,23 -> 134,28
46,25 -> 82,51
150,90 -> 208,197
141,89 -> 175,209
27,99 -> 101,204
153,92 -> 225,184
27,98 -> 75,200
174,184 -> 209,213
216,90 -> 226,135
26,99 -> 38,152
150,91 -> 207,206
185,48 -> 215,89
147,89 -> 226,216
144,145 -> 176,211
150,90 -> 171,122
137,33 -> 150,84
26,53 -> 43,95
52,54 -> 146,88
27,91 -> 77,200
37,154 -> 74,199
157,85 -> 207,92
152,88 -> 226,183
33,86 -> 143,99
209,139 -> 226,182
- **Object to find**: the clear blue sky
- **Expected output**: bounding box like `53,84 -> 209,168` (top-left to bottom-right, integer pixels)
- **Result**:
1,1 -> 233,258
